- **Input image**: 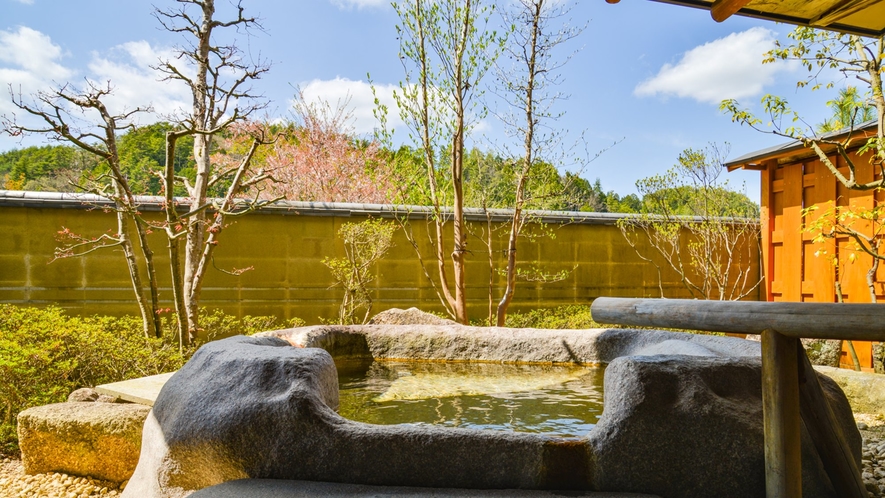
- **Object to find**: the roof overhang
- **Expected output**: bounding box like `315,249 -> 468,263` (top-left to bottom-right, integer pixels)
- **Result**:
724,122 -> 878,171
614,0 -> 885,38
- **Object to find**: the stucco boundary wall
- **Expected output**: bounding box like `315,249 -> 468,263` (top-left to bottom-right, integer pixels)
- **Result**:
0,190 -> 761,324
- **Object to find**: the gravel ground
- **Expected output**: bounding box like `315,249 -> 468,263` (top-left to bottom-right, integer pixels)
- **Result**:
1,415 -> 884,497
0,457 -> 122,498
857,413 -> 885,497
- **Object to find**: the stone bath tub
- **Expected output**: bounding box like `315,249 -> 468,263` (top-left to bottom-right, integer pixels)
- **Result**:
123,325 -> 860,498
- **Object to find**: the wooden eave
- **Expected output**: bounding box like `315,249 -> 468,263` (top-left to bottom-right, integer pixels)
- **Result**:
724,123 -> 878,171
641,0 -> 885,38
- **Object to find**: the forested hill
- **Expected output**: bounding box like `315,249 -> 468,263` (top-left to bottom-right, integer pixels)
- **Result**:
0,122 -> 756,216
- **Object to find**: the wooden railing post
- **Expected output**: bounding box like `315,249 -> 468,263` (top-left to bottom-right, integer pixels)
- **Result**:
761,329 -> 802,498
590,298 -> 878,497
797,342 -> 867,498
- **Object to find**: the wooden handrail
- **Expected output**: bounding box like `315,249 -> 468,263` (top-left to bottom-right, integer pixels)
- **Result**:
590,297 -> 871,498
591,297 -> 885,340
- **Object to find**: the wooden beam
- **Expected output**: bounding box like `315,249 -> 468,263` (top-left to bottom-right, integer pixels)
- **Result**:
589,298 -> 885,340
711,0 -> 753,22
797,342 -> 867,498
762,329 -> 802,498
813,0 -> 881,27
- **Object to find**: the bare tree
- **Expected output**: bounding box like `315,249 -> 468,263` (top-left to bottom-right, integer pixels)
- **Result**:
388,0 -> 502,324
3,82 -> 163,339
3,0 -> 275,348
153,0 -> 274,344
618,144 -> 763,301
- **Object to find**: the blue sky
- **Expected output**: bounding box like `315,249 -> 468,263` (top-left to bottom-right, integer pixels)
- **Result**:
0,0 -> 855,202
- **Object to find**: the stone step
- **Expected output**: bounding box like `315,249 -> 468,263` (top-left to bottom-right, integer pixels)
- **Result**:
190,479 -> 660,497
95,372 -> 175,406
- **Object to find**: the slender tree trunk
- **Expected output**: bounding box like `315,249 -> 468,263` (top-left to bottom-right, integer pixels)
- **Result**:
113,194 -> 155,338
132,220 -> 162,338
835,281 -> 863,371
867,241 -> 880,304
164,132 -> 188,347
497,0 -> 540,327
181,0 -> 216,342
485,208 -> 495,326
449,0 -> 472,325
415,0 -> 457,318
184,133 -> 212,342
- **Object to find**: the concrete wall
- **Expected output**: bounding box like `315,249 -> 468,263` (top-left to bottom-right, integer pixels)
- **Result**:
0,190 -> 762,323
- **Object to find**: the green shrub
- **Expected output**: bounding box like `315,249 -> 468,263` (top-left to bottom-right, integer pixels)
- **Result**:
197,308 -> 305,341
0,304 -> 303,457
503,305 -> 599,329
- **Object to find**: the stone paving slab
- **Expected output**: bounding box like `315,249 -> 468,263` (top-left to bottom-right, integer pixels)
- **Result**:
190,479 -> 661,497
95,372 -> 175,406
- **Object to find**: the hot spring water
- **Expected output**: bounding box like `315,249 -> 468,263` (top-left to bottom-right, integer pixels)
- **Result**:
336,360 -> 605,438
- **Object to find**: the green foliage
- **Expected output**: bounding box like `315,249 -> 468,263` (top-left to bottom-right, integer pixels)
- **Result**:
114,122 -> 195,195
503,305 -> 598,329
0,145 -> 99,191
0,122 -> 195,195
196,308 -> 305,341
323,219 -> 396,325
722,27 -> 884,191
0,305 -> 188,456
817,86 -> 876,134
636,146 -> 759,218
461,150 -> 638,213
0,304 -> 301,456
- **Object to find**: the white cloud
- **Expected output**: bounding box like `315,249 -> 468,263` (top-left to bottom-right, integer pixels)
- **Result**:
634,27 -> 794,104
12,0 -> 34,4
297,77 -> 401,136
0,26 -> 74,131
328,0 -> 387,9
86,41 -> 191,120
0,26 -> 71,84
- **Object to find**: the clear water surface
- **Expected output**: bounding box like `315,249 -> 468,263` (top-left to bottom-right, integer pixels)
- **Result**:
336,360 -> 605,438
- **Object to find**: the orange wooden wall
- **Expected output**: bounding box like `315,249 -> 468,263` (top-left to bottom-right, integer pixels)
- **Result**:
761,150 -> 883,370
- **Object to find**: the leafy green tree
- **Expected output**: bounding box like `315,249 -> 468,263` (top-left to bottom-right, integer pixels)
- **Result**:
386,0 -> 503,324
817,86 -> 876,134
722,27 -> 884,191
604,191 -> 642,214
323,219 -> 396,325
0,145 -> 99,191
115,122 -> 194,195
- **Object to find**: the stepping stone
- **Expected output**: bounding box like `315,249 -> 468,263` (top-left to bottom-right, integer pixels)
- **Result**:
95,372 -> 175,406
18,402 -> 150,484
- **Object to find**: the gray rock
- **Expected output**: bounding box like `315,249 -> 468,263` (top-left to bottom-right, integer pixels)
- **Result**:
17,402 -> 150,484
367,307 -> 456,325
802,339 -> 842,367
67,388 -> 100,402
126,330 -> 857,498
125,336 -> 575,498
814,365 -> 885,414
257,325 -> 761,364
588,355 -> 860,498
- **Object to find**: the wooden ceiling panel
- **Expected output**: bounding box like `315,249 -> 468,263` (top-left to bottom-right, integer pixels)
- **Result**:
646,0 -> 885,36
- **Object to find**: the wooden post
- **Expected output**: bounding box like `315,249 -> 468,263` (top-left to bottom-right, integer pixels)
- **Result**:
797,343 -> 867,498
762,329 -> 802,498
